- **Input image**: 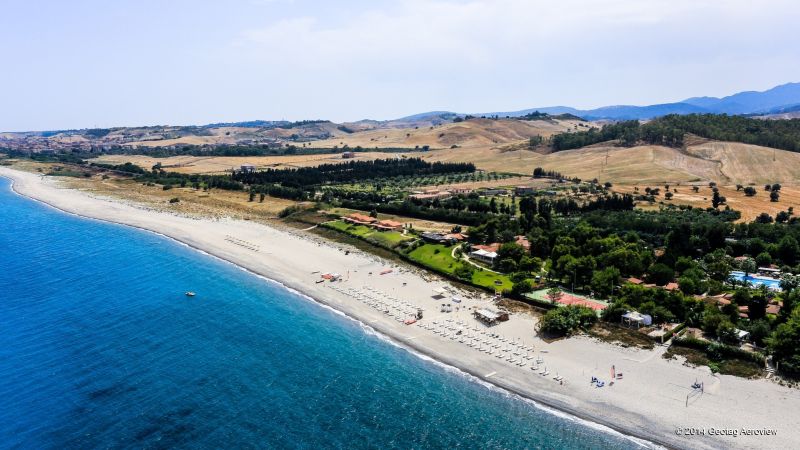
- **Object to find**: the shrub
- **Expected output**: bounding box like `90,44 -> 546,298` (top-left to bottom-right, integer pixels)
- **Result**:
540,305 -> 597,337
453,263 -> 474,281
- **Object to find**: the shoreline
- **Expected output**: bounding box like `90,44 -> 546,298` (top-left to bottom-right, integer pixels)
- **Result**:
0,172 -> 658,449
3,167 -> 797,450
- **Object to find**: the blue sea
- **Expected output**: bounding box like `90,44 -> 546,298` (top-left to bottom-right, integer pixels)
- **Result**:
0,177 -> 645,449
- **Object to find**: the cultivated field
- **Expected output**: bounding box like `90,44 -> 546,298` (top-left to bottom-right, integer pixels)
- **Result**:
90,152 -> 415,174
613,183 -> 800,222
87,135 -> 800,223
308,117 -> 584,150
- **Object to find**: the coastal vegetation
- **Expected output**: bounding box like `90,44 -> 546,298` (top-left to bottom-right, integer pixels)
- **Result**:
10,150 -> 800,379
550,114 -> 800,152
539,305 -> 597,337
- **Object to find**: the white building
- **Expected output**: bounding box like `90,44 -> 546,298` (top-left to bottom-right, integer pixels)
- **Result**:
469,248 -> 497,264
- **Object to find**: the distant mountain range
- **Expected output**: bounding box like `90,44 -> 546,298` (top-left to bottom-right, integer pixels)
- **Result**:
401,82 -> 800,122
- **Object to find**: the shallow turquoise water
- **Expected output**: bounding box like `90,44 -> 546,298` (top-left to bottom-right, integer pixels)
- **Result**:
0,177 -> 644,449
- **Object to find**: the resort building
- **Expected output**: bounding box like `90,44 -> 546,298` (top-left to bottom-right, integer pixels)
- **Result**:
450,188 -> 473,195
444,233 -> 466,242
514,186 -> 536,195
758,267 -> 781,276
410,190 -> 453,200
473,308 -> 509,325
240,163 -> 256,173
472,243 -> 501,253
621,311 -> 652,328
514,235 -> 531,251
374,220 -> 403,231
343,213 -> 377,225
421,232 -> 457,245
469,248 -> 498,264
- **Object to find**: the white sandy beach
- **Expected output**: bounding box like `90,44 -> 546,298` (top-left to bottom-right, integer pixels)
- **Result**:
2,166 -> 798,450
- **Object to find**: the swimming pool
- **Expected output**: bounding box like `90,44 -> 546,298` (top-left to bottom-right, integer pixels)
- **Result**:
729,271 -> 782,291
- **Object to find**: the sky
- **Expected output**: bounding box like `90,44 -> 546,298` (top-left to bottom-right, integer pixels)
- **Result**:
2,0 -> 800,131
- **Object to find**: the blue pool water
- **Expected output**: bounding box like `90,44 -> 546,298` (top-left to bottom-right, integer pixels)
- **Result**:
0,177 -> 646,449
729,271 -> 782,291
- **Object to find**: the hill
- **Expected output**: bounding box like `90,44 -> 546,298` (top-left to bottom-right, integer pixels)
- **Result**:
684,82 -> 800,114
307,117 -> 586,150
408,82 -> 800,121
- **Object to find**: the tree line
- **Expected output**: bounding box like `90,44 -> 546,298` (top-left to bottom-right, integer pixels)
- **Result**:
551,114 -> 800,152
232,158 -> 475,188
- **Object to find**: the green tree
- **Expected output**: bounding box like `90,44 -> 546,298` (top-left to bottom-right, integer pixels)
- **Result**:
716,320 -> 740,345
741,258 -> 757,276
748,293 -> 767,321
647,263 -> 675,286
778,236 -> 799,265
755,252 -> 773,267
511,279 -> 533,295
591,266 -> 620,298
748,320 -> 771,347
546,287 -> 563,304
539,305 -> 597,336
453,264 -> 474,282
769,310 -> 800,376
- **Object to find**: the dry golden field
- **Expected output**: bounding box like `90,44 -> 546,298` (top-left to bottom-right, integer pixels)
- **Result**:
90,152 -> 413,174
308,118 -> 584,150
613,183 -> 800,223
84,127 -> 800,223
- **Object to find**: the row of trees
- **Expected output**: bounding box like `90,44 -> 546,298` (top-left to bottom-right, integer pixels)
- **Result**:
550,114 -> 800,153
232,158 -> 475,187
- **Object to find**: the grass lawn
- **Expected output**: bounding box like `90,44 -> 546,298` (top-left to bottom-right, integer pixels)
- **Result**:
324,220 -> 411,249
408,244 -> 460,272
408,244 -> 513,292
326,224 -> 516,293
472,269 -> 513,292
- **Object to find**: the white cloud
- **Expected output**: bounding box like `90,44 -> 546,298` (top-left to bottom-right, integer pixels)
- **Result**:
3,0 -> 799,129
228,0 -> 800,116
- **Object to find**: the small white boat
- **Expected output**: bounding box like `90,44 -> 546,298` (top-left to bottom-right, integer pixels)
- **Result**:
185,291 -> 196,297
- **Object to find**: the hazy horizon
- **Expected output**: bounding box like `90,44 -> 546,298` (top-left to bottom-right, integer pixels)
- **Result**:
2,0 -> 800,131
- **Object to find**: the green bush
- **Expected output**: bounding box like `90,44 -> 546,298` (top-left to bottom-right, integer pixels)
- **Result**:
540,305 -> 597,337
672,337 -> 766,365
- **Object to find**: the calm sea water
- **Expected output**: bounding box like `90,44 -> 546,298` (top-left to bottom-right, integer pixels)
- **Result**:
0,177 -> 645,449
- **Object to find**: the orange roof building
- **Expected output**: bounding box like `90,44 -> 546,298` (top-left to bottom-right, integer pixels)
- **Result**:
375,220 -> 403,230
344,213 -> 377,224
515,235 -> 531,251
